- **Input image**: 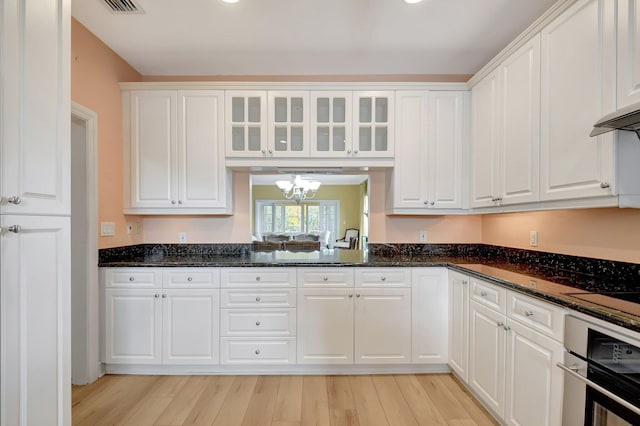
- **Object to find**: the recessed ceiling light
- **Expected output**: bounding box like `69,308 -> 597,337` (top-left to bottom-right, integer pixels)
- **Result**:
404,0 -> 423,3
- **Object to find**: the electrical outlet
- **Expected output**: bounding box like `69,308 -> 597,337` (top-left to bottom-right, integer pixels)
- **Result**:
419,230 -> 427,242
530,230 -> 538,247
127,223 -> 133,235
179,232 -> 187,244
100,222 -> 115,237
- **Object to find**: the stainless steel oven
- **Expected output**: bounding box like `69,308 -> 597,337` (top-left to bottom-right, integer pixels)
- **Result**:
558,315 -> 640,425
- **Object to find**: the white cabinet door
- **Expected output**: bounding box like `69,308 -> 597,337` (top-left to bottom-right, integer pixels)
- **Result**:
1,0 -> 70,217
2,215 -> 70,425
225,91 -> 268,157
499,34 -> 541,205
411,268 -> 448,364
471,70 -> 500,208
162,289 -> 220,365
104,289 -> 162,365
268,91 -> 310,157
428,91 -> 465,209
540,0 -> 616,201
393,91 -> 429,209
310,91 -> 353,157
353,91 -> 395,158
448,270 -> 469,381
617,0 -> 640,108
129,91 -> 177,209
469,300 -> 506,418
505,320 -> 564,426
177,91 -> 228,209
297,288 -> 354,364
354,288 -> 411,364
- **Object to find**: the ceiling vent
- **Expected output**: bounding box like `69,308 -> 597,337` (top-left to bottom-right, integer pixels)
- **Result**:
102,0 -> 144,14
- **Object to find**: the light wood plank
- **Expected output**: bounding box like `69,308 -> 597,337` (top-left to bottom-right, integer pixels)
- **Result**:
154,376 -> 210,425
440,375 -> 498,426
348,376 -> 388,426
93,375 -> 161,426
371,375 -> 418,426
273,376 -> 304,424
301,376 -> 331,426
242,376 -> 281,426
327,376 -> 359,426
120,376 -> 190,426
393,375 -> 447,426
211,376 -> 259,426
416,374 -> 482,425
182,375 -> 235,426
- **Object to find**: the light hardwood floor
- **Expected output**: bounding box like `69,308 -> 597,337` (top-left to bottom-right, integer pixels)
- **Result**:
72,374 -> 498,426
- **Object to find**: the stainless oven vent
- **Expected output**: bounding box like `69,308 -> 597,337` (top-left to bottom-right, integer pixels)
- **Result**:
101,0 -> 144,14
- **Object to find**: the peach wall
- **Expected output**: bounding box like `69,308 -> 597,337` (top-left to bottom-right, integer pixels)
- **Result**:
482,208 -> 640,263
71,19 -> 143,248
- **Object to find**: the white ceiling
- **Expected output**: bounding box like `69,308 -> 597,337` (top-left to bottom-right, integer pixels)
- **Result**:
72,0 -> 558,76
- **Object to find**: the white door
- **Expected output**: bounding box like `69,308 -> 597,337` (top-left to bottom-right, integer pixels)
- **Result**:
412,268 -> 449,364
428,91 -> 465,209
499,34 -> 541,205
268,91 -> 310,157
104,289 -> 162,365
448,271 -> 469,381
504,320 -> 564,426
617,0 -> 640,109
225,91 -> 268,157
129,91 -> 177,208
470,70 -> 500,208
354,288 -> 411,364
162,289 -> 220,365
352,91 -> 395,158
297,288 -> 354,364
540,0 -> 616,201
177,90 -> 227,209
469,300 -> 506,418
2,215 -> 70,425
310,91 -> 353,157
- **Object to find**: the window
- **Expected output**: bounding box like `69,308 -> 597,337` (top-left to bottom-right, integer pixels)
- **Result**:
255,200 -> 339,239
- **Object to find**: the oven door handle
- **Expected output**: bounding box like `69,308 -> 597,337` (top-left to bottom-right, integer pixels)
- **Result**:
556,362 -> 640,416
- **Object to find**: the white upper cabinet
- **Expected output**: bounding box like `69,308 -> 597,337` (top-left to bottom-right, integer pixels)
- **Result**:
225,91 -> 268,157
353,92 -> 395,158
390,90 -> 466,213
268,91 -> 310,157
310,92 -> 353,157
1,0 -> 70,216
617,0 -> 640,109
540,0 -> 616,201
125,90 -> 231,214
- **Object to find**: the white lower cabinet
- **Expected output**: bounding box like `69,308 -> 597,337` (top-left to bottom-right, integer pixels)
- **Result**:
448,270 -> 469,380
104,288 -> 219,365
220,338 -> 296,364
412,268 -> 449,364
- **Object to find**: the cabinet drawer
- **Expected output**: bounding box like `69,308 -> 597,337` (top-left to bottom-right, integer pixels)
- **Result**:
220,337 -> 296,364
507,291 -> 565,341
297,268 -> 354,287
221,288 -> 296,308
221,268 -> 296,288
103,268 -> 162,289
470,278 -> 506,313
221,309 -> 296,336
163,268 -> 220,288
355,268 -> 411,287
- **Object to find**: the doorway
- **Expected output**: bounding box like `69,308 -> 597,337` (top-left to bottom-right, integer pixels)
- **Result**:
71,103 -> 99,385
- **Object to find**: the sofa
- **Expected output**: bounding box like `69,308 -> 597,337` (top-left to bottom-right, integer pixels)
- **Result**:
252,231 -> 331,249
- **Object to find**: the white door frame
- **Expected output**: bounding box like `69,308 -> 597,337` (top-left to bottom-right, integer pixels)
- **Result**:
71,102 -> 100,384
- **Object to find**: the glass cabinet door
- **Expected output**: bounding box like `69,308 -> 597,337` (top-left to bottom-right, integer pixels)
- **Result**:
353,91 -> 395,157
267,91 -> 310,157
310,91 -> 353,157
225,91 -> 267,157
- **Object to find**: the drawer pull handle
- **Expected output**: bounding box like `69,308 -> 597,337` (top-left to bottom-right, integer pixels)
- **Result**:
524,310 -> 534,317
154,294 -> 160,298
255,349 -> 261,355
323,276 -> 328,281
480,291 -> 487,297
381,277 -> 386,281
256,276 -> 261,281
187,277 -> 193,282
256,321 -> 261,326
129,277 -> 135,282
256,297 -> 261,302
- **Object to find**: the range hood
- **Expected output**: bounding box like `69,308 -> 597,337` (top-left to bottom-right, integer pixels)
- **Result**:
590,101 -> 640,138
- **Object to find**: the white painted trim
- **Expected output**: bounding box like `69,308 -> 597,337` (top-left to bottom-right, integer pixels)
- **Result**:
71,102 -> 100,384
119,82 -> 469,91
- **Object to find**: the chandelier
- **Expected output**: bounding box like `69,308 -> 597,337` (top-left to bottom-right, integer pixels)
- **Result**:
275,175 -> 321,201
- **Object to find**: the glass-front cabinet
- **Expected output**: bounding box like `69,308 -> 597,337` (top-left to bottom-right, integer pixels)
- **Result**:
310,92 -> 353,157
268,91 -> 310,157
353,91 -> 395,157
225,91 -> 268,157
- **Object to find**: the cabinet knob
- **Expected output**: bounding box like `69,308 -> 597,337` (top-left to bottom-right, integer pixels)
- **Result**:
255,321 -> 261,326
424,201 -> 429,205
129,276 -> 135,282
462,280 -> 468,285
256,276 -> 261,281
7,196 -> 21,205
261,149 -> 266,155
503,325 -> 511,331
354,150 -> 358,155
381,276 -> 386,281
430,201 -> 435,206
268,149 -> 273,155
162,294 -> 167,298
154,294 -> 160,298
171,200 -> 177,205
255,349 -> 261,355
600,182 -> 610,189
356,293 -> 361,298
187,277 -> 193,282
178,200 -> 183,205
323,276 -> 328,281
349,294 -> 353,298
7,225 -> 21,234
480,291 -> 488,297
347,150 -> 351,154
524,310 -> 534,317
497,321 -> 504,327
255,296 -> 261,302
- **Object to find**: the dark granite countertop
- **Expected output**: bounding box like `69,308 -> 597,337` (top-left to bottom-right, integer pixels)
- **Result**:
99,243 -> 640,333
